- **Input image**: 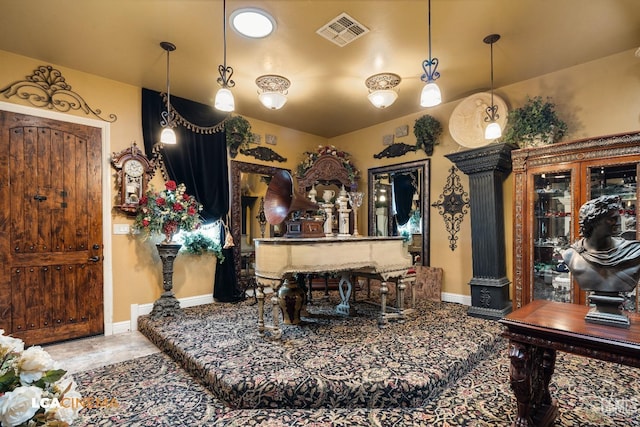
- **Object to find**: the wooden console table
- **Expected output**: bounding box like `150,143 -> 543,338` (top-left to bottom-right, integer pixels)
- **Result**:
499,300 -> 640,427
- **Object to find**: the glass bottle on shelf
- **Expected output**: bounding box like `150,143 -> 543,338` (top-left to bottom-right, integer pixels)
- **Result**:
532,171 -> 572,303
588,164 -> 638,311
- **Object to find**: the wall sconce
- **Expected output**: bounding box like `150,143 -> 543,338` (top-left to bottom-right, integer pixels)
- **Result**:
419,0 -> 442,107
365,73 -> 401,109
256,75 -> 290,110
484,33 -> 501,140
160,41 -> 177,145
214,0 -> 236,112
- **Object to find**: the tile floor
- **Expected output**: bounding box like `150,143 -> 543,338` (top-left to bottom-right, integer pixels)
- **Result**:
43,331 -> 159,374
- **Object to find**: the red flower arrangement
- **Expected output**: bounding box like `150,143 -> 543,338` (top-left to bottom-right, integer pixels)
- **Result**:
133,180 -> 203,243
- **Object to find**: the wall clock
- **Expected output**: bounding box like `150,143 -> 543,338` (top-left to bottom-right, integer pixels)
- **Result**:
110,143 -> 157,215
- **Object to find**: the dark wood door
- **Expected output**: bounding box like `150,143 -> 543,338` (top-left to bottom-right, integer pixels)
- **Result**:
0,110 -> 103,345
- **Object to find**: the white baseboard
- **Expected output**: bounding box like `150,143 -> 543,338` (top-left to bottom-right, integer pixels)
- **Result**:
117,292 -> 469,334
128,294 -> 214,332
441,292 -> 471,306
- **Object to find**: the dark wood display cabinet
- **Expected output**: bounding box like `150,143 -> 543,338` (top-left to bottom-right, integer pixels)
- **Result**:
511,131 -> 640,311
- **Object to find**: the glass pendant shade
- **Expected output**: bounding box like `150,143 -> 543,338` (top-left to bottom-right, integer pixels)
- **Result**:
484,121 -> 502,139
258,91 -> 287,110
368,89 -> 398,109
160,127 -> 177,144
420,82 -> 442,107
215,87 -> 235,112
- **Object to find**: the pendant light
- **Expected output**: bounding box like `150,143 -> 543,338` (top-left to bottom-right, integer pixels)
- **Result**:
484,34 -> 502,140
160,41 -> 177,145
214,0 -> 235,112
419,0 -> 442,107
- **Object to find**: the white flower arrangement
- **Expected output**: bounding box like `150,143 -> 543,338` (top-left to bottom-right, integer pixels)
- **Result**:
0,330 -> 81,427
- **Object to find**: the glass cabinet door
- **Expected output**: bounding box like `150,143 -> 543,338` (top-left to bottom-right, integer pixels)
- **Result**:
532,171 -> 573,303
588,163 -> 638,311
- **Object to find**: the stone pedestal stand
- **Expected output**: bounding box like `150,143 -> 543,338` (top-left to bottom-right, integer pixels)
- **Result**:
337,207 -> 351,237
322,203 -> 334,236
150,243 -> 182,319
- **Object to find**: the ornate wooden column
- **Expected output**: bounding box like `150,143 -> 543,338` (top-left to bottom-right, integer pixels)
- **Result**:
445,143 -> 518,319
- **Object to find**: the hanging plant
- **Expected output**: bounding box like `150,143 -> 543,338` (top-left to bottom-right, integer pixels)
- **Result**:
503,96 -> 567,148
225,115 -> 252,158
413,114 -> 442,156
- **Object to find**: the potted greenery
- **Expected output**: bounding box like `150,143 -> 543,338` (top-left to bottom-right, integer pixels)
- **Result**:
413,114 -> 442,156
181,231 -> 225,262
225,115 -> 252,158
503,96 -> 567,148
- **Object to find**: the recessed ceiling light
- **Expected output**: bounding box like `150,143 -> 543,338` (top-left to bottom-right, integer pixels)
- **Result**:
230,8 -> 276,38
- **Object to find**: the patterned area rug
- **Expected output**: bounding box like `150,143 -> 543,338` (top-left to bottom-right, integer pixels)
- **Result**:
72,342 -> 640,426
137,297 -> 504,409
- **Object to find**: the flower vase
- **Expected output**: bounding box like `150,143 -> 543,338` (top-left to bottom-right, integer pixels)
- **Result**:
150,243 -> 182,318
277,278 -> 305,325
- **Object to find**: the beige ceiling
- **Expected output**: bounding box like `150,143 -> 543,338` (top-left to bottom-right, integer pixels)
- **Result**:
1,0 -> 639,138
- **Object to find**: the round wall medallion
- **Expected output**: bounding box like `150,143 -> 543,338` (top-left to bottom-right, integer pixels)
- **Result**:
448,92 -> 508,148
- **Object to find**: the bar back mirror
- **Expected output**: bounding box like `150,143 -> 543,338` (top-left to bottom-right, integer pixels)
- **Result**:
368,160 -> 430,266
230,161 -> 289,286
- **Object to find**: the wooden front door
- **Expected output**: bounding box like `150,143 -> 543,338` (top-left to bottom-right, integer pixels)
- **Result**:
0,111 -> 103,345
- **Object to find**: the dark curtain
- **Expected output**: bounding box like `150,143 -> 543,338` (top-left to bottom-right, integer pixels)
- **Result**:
393,172 -> 417,226
141,88 -> 244,302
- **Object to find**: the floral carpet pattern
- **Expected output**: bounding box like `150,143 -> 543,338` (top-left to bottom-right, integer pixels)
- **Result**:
138,297 -> 504,409
71,296 -> 640,426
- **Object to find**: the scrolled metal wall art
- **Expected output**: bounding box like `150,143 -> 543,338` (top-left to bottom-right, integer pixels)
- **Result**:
0,65 -> 117,122
431,166 -> 470,251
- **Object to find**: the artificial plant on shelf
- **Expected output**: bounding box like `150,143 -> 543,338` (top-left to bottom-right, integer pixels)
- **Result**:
413,114 -> 442,156
132,180 -> 203,244
181,231 -> 225,262
502,95 -> 568,148
224,115 -> 252,158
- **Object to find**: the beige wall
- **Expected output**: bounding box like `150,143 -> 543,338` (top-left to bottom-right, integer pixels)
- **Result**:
330,48 -> 640,298
0,50 -> 327,325
1,47 -> 639,326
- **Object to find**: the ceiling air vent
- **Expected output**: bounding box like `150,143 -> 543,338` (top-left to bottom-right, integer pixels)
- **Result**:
316,12 -> 370,47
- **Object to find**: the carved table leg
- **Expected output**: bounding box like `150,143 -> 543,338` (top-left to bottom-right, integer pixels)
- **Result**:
509,341 -> 534,427
396,279 -> 406,322
336,272 -> 353,315
378,281 -> 389,327
256,279 -> 266,336
271,282 -> 282,339
508,341 -> 558,427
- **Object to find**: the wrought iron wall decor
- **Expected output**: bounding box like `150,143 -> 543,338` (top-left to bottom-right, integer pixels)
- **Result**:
431,166 -> 470,251
239,146 -> 287,162
0,65 -> 117,122
373,142 -> 417,159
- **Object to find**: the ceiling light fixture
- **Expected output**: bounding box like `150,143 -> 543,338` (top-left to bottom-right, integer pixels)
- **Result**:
231,8 -> 276,39
256,75 -> 290,110
419,0 -> 442,107
214,0 -> 235,112
160,41 -> 177,145
483,33 -> 502,140
365,73 -> 401,109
